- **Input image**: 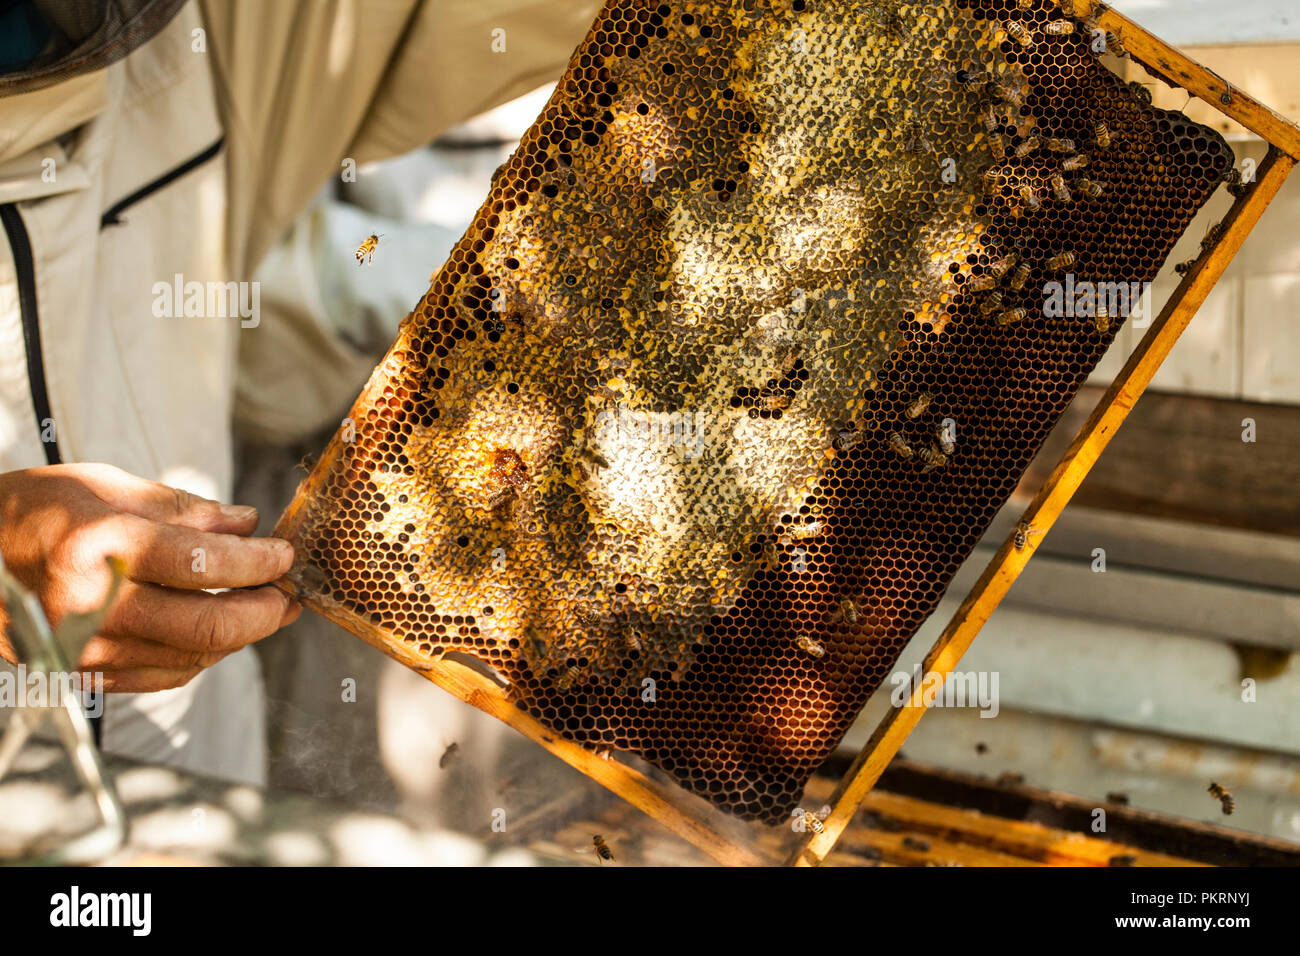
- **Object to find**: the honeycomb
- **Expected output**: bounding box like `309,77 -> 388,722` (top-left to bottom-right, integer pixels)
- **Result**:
274,0 -> 1233,823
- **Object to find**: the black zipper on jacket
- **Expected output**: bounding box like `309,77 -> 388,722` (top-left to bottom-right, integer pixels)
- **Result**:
0,203 -> 61,466
100,136 -> 225,228
0,203 -> 96,742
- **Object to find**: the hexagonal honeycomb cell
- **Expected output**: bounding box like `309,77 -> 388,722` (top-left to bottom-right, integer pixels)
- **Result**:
274,0 -> 1233,824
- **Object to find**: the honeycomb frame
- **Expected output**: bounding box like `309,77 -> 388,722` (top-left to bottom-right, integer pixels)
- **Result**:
273,0 -> 1300,866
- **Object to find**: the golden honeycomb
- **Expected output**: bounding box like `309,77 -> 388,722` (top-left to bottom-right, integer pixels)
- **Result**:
275,0 -> 1234,823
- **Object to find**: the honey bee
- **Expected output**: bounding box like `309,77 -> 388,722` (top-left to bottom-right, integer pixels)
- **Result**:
995,308 -> 1028,326
888,432 -> 914,459
1016,0 -> 1033,9
355,233 -> 384,265
1047,251 -> 1076,270
1014,135 -> 1040,158
487,487 -> 516,510
956,68 -> 990,86
918,444 -> 949,473
1050,173 -> 1072,202
1013,519 -> 1045,551
1043,20 -> 1075,35
802,809 -> 825,834
797,635 -> 827,659
622,628 -> 643,653
1018,183 -> 1041,213
439,742 -> 459,769
1044,137 -> 1076,153
1075,177 -> 1104,198
1106,31 -> 1128,58
905,125 -> 934,154
1004,20 -> 1033,48
579,446 -> 611,472
1200,222 -> 1224,251
936,420 -> 957,456
989,254 -> 1018,279
1129,81 -> 1152,105
1061,154 -> 1089,171
968,273 -> 998,293
592,834 -> 614,862
978,290 -> 1005,315
1094,122 -> 1111,149
839,596 -> 859,626
1174,258 -> 1196,277
1208,782 -> 1235,815
1094,302 -> 1111,334
788,518 -> 826,540
778,343 -> 803,376
990,78 -> 1024,107
759,389 -> 792,412
554,664 -> 584,694
982,167 -> 1002,196
834,424 -> 863,451
905,391 -> 935,418
1008,261 -> 1032,291
1226,168 -> 1252,199
988,131 -> 1006,161
982,107 -> 1000,134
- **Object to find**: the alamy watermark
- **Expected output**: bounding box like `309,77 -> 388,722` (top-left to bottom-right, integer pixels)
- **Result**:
592,401 -> 708,460
151,274 -> 260,328
1042,274 -> 1154,329
0,665 -> 103,717
889,664 -> 999,718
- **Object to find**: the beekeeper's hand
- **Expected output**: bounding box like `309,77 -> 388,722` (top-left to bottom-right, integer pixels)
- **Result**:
0,463 -> 300,692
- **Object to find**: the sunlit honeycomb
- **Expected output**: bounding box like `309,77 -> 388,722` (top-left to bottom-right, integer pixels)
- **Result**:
275,0 -> 1234,824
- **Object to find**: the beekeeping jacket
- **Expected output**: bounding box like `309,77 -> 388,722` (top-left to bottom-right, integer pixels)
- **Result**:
0,0 -> 597,785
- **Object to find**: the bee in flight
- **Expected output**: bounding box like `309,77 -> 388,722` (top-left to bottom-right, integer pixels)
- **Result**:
1207,782 -> 1235,815
355,232 -> 384,265
592,834 -> 614,863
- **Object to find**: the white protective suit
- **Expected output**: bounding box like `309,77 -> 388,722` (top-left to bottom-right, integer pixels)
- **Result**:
0,0 -> 598,785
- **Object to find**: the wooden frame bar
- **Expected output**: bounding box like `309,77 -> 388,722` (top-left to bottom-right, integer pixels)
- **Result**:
788,146 -> 1296,866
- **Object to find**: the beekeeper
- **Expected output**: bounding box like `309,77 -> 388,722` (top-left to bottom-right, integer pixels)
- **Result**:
0,0 -> 598,785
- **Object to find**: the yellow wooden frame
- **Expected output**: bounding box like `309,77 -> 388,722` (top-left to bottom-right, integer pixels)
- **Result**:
281,0 -> 1300,867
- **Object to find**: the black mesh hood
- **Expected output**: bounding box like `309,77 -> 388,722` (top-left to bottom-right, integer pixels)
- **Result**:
0,0 -> 188,97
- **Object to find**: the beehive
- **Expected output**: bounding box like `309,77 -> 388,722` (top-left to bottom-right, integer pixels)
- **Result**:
275,0 -> 1234,824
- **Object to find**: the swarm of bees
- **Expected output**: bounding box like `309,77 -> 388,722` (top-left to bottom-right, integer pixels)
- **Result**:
1208,781 -> 1235,815
355,232 -> 383,265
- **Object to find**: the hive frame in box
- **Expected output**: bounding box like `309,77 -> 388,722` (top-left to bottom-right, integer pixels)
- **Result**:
275,1 -> 1300,868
